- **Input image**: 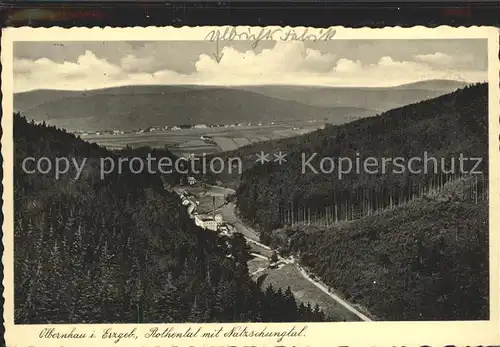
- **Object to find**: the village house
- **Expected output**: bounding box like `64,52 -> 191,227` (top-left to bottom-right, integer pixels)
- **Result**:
194,215 -> 217,231
214,214 -> 223,223
194,214 -> 224,232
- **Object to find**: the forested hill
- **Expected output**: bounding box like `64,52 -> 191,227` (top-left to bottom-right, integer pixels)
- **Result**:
235,83 -> 489,321
236,83 -> 488,233
269,178 -> 488,321
13,114 -> 325,323
15,80 -> 463,132
14,86 -> 370,132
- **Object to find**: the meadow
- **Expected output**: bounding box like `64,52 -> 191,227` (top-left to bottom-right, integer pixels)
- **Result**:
81,120 -> 322,156
253,264 -> 362,322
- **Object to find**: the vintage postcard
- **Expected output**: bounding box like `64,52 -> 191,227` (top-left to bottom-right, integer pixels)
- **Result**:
2,26 -> 500,347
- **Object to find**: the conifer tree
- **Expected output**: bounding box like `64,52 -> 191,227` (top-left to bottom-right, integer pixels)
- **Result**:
313,303 -> 325,322
46,240 -> 68,322
14,114 -> 331,324
213,281 -> 225,320
188,297 -> 204,322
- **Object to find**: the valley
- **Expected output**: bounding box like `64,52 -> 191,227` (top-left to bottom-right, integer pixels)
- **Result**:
14,114 -> 329,324
178,184 -> 369,322
13,80 -> 489,322
234,83 -> 489,320
79,119 -> 327,157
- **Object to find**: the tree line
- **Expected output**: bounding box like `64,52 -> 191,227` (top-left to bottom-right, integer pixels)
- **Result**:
277,172 -> 487,229
234,84 -> 489,320
14,114 -> 326,323
236,83 -> 488,237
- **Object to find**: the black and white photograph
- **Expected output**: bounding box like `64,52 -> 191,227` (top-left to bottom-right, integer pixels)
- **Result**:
3,26 -> 499,346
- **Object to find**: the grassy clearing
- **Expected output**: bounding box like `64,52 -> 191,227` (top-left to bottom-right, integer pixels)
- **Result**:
197,195 -> 226,214
248,257 -> 269,274
83,121 -> 320,154
213,137 -> 239,151
248,242 -> 273,258
255,264 -> 362,322
233,137 -> 251,146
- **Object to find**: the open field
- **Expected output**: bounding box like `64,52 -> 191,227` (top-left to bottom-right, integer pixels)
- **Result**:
82,132 -> 183,149
212,137 -> 239,151
81,120 -> 325,156
248,257 -> 269,275
232,137 -> 252,147
248,242 -> 274,259
189,187 -> 227,214
253,264 -> 362,322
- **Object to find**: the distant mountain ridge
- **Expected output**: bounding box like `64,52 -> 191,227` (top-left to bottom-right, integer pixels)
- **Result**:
15,88 -> 370,132
393,79 -> 469,91
237,79 -> 468,110
14,80 -> 467,132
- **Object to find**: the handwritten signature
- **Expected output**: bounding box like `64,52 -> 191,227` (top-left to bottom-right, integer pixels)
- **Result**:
205,27 -> 337,49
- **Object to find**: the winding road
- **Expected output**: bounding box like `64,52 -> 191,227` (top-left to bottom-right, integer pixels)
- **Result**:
186,184 -> 373,322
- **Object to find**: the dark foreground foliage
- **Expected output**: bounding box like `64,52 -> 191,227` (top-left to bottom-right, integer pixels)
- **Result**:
14,114 -> 323,323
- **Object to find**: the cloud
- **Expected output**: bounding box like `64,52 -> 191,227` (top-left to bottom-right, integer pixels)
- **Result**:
326,55 -> 486,85
414,52 -> 475,66
15,50 -> 124,92
333,58 -> 362,72
120,54 -> 155,73
76,50 -> 122,76
415,52 -> 454,65
195,41 -> 336,76
14,43 -> 487,93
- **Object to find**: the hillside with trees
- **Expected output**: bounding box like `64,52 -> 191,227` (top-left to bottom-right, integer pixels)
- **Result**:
15,80 -> 464,133
269,178 -> 488,321
13,114 -> 325,323
236,83 -> 488,232
235,83 -> 489,320
14,86 -> 370,132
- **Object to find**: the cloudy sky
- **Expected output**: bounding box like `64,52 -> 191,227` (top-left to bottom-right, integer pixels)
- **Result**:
14,39 -> 487,92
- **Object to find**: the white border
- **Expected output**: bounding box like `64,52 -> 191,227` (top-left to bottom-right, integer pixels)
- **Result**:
2,26 -> 500,347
